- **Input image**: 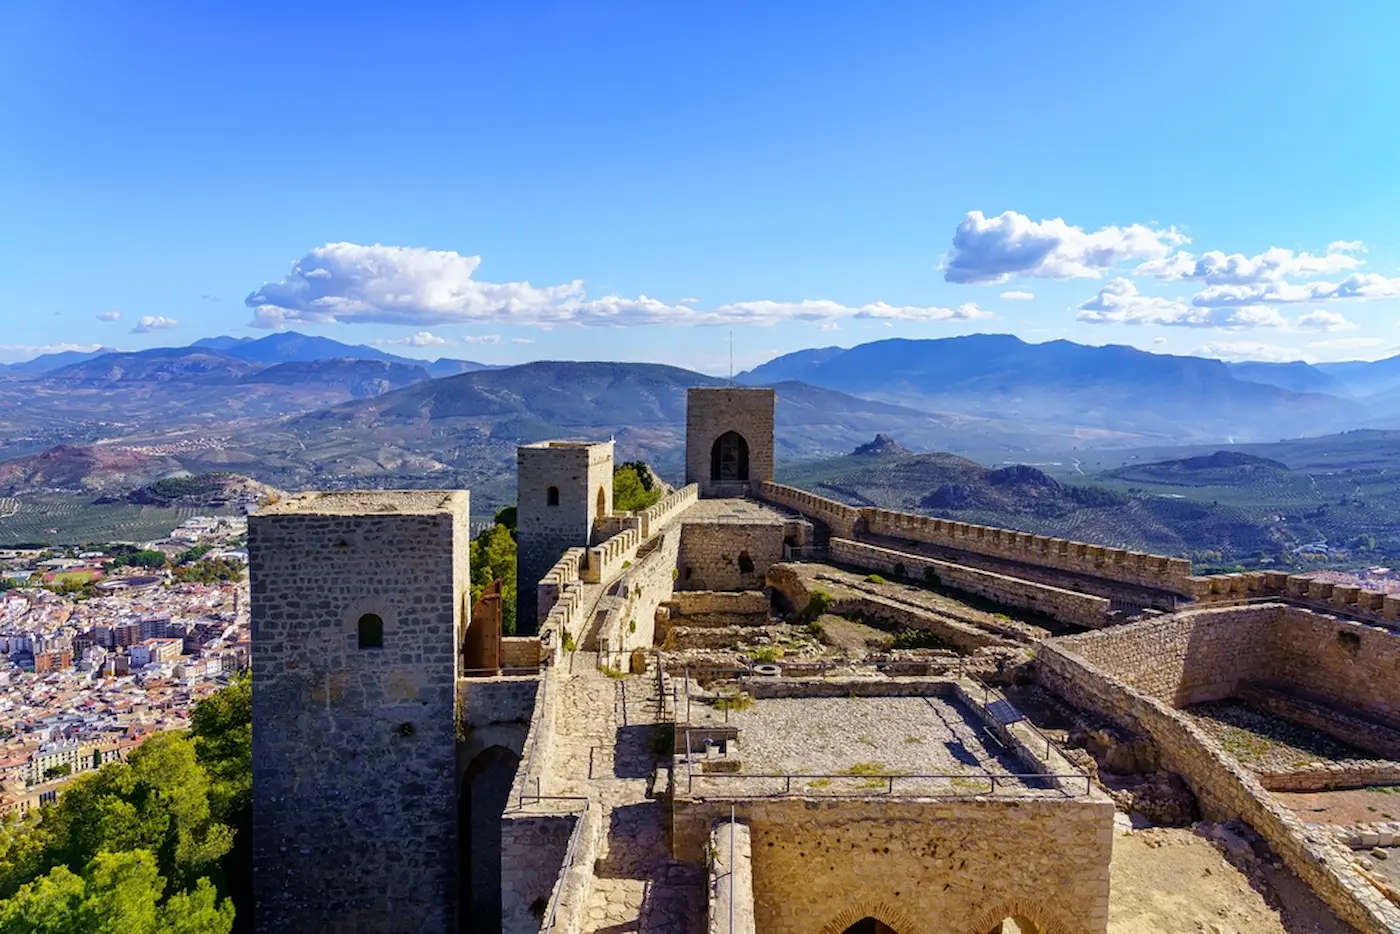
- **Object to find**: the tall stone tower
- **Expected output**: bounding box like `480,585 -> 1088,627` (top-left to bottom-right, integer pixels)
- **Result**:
516,440 -> 614,629
249,490 -> 470,934
686,387 -> 776,498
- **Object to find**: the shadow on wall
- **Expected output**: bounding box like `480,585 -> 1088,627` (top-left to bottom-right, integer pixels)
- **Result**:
460,745 -> 520,934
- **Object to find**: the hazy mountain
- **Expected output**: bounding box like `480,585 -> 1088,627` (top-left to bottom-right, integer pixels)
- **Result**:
191,331 -> 499,373
0,347 -> 119,377
740,335 -> 1367,442
1317,355 -> 1400,399
1225,361 -> 1348,396
45,348 -> 263,385
239,358 -> 432,398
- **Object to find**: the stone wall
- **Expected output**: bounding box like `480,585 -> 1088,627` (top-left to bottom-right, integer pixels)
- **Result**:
757,482 -> 860,539
517,441 -> 614,626
500,811 -> 579,934
639,483 -> 699,538
678,522 -> 784,592
1036,622 -> 1400,934
1236,682 -> 1400,760
686,388 -> 775,498
829,538 -> 1113,629
595,523 -> 682,656
673,796 -> 1113,934
1265,606 -> 1400,729
501,636 -> 543,670
708,821 -> 756,934
582,527 -> 641,584
1256,761 -> 1400,793
249,491 -> 469,934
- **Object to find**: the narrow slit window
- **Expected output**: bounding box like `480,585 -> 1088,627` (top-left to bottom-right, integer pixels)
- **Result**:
547,486 -> 560,507
358,613 -> 384,650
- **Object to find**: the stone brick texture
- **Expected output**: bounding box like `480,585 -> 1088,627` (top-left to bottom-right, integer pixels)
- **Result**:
686,388 -> 775,498
674,797 -> 1113,934
517,441 -> 614,627
678,522 -> 783,592
249,491 -> 469,934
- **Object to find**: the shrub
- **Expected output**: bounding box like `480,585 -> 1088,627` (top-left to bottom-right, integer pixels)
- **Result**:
801,589 -> 832,621
748,646 -> 783,665
562,631 -> 576,652
865,574 -> 887,585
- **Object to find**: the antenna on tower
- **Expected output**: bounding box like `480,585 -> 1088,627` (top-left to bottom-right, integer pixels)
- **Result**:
729,331 -> 734,385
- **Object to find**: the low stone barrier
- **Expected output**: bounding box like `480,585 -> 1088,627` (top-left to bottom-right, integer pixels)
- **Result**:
1236,682 -> 1400,761
829,538 -> 1113,629
757,482 -> 861,539
1256,761 -> 1400,793
639,483 -> 699,539
708,821 -> 756,934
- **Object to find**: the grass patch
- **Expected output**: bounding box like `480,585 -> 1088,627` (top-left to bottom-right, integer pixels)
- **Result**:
600,665 -> 627,679
843,761 -> 891,776
800,589 -> 832,622
903,736 -> 923,744
748,646 -> 784,665
807,778 -> 831,790
705,691 -> 754,713
890,628 -> 952,651
864,574 -> 888,585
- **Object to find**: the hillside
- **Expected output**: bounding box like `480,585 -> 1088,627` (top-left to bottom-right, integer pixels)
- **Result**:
239,358 -> 432,397
0,444 -> 179,493
740,335 -> 1368,443
103,472 -> 283,509
1108,450 -> 1290,485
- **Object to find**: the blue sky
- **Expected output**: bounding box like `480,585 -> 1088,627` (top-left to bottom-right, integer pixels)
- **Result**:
3,1 -> 1399,372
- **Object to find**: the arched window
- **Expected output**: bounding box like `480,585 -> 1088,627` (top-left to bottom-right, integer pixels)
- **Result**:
596,486 -> 607,517
710,431 -> 750,483
357,613 -> 384,650
546,486 -> 560,507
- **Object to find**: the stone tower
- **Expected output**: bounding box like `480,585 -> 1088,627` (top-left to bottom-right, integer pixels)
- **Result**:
516,440 -> 614,628
685,387 -> 775,498
249,490 -> 470,934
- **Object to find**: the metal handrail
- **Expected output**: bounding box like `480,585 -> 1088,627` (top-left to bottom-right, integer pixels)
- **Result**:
515,673 -> 550,808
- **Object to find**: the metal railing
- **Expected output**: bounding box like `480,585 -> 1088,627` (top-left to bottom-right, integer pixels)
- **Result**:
515,673 -> 551,809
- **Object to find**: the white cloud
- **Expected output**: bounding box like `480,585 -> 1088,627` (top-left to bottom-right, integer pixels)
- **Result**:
941,210 -> 1187,284
0,342 -> 105,363
1139,242 -> 1365,284
1000,289 -> 1035,301
1076,279 -> 1286,330
818,323 -> 841,332
95,311 -> 121,322
374,331 -> 453,347
461,335 -> 502,344
1194,341 -> 1303,363
1195,336 -> 1388,363
1193,273 -> 1400,308
131,315 -> 178,333
510,337 -> 535,345
1296,310 -> 1357,331
247,242 -> 993,329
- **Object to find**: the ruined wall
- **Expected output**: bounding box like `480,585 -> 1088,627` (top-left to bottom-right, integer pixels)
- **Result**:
1265,606 -> 1400,729
708,821 -> 756,934
1036,632 -> 1400,934
517,441 -> 613,627
678,522 -> 785,592
830,538 -> 1113,629
673,797 -> 1112,934
686,388 -> 775,498
1048,604 -> 1280,707
249,491 -> 468,934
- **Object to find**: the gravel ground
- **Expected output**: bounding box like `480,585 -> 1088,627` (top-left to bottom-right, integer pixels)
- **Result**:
685,695 -> 1034,796
1184,700 -> 1373,771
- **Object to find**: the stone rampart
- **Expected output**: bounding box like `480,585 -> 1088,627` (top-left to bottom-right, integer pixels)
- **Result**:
639,483 -> 699,539
1265,606 -> 1400,728
595,524 -> 682,656
1036,618 -> 1400,934
582,528 -> 641,584
672,796 -> 1113,934
758,482 -> 860,539
537,547 -> 586,630
829,538 -> 1113,629
708,821 -> 756,934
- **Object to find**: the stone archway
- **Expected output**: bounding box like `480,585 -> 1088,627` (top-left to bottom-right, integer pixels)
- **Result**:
819,900 -> 917,934
596,485 -> 607,518
460,744 -> 521,933
966,903 -> 1074,934
710,430 -> 750,484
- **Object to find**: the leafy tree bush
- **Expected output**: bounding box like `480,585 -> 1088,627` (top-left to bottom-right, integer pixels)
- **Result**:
110,550 -> 167,570
174,560 -> 243,585
613,464 -> 661,512
470,521 -> 517,636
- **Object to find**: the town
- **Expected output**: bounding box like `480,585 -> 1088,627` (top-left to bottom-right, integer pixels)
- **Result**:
0,514 -> 249,816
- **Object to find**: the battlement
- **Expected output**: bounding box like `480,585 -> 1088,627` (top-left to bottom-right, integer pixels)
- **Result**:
1187,570 -> 1400,625
582,528 -> 641,584
255,489 -> 468,516
637,483 -> 699,538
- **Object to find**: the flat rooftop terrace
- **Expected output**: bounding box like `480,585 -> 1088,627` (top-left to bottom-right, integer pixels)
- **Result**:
679,688 -> 1073,797
678,497 -> 798,526
254,490 -> 467,516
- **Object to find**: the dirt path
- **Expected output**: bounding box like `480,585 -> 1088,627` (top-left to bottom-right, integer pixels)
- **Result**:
1109,828 -> 1358,934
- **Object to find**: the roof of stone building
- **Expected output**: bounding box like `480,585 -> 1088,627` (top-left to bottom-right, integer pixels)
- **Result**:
253,490 -> 468,516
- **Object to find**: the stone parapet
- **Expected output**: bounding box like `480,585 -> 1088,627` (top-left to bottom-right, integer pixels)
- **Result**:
639,483 -> 699,539
758,482 -> 861,539
1256,761 -> 1400,793
829,538 -> 1113,629
582,528 -> 641,584
708,821 -> 756,934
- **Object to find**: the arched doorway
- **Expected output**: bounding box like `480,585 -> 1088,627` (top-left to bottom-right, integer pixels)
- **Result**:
459,745 -> 521,933
596,485 -> 607,517
710,431 -> 750,484
842,920 -> 899,934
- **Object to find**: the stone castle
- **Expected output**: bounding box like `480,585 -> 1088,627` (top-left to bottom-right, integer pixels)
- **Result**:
250,387 -> 1400,934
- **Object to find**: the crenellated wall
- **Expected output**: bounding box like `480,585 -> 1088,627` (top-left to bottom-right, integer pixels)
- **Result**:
758,482 -> 860,539
638,483 -> 700,539
582,528 -> 641,584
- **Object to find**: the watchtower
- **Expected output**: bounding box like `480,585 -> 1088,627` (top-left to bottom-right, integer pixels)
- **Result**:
249,490 -> 470,934
685,387 -> 776,498
516,440 -> 614,628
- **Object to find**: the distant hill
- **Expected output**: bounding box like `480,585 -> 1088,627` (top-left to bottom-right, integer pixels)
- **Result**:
0,444 -> 179,493
853,434 -> 910,456
1226,361 -> 1349,396
740,334 -> 1368,443
43,348 -> 263,385
103,472 -> 283,509
0,347 -> 119,377
192,331 -> 498,373
239,358 -> 432,397
1108,450 -> 1290,486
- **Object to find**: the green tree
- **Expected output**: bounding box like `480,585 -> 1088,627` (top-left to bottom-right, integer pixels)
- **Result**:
470,522 -> 518,635
0,851 -> 232,934
613,464 -> 661,512
189,674 -> 251,824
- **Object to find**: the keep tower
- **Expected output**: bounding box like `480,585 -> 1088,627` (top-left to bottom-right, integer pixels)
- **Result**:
516,440 -> 615,628
248,490 -> 470,934
685,387 -> 775,498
